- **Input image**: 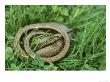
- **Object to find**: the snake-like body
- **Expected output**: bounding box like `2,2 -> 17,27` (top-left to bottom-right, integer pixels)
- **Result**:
24,31 -> 64,58
14,23 -> 71,62
36,39 -> 63,57
36,33 -> 63,49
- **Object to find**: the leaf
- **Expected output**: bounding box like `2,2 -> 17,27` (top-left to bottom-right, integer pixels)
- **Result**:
7,35 -> 14,40
84,64 -> 96,70
6,47 -> 13,54
11,63 -> 20,70
31,57 -> 44,67
6,47 -> 14,60
44,62 -> 58,70
11,63 -> 16,68
60,7 -> 69,16
57,16 -> 64,22
52,6 -> 59,13
49,62 -> 54,67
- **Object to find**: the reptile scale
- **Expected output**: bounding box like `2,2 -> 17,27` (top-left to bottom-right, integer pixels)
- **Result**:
14,23 -> 72,62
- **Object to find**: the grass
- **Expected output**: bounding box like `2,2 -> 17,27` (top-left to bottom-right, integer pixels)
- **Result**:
5,5 -> 106,71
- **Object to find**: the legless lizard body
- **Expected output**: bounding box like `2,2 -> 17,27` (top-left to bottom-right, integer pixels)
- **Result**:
14,23 -> 71,62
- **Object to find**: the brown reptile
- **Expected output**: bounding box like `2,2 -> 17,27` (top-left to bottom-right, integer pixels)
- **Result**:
24,31 -> 64,58
14,23 -> 71,62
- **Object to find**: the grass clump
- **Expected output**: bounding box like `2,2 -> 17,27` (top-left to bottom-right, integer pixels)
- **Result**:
5,5 -> 106,70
